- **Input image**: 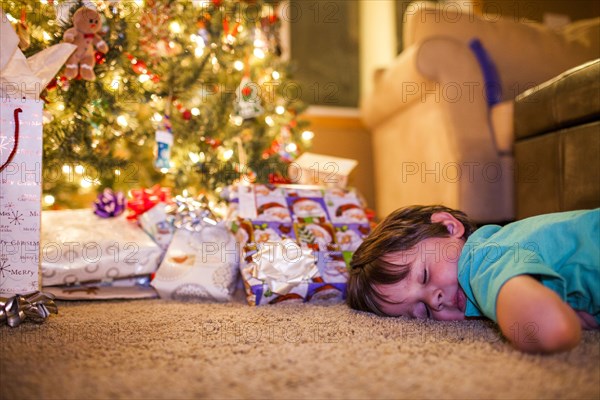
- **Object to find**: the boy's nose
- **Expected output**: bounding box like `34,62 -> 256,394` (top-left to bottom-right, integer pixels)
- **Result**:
429,289 -> 444,311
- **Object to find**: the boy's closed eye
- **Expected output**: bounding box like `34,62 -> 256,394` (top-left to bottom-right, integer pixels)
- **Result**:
422,267 -> 434,319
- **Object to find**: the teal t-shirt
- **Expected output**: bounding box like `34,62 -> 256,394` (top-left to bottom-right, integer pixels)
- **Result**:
457,209 -> 600,323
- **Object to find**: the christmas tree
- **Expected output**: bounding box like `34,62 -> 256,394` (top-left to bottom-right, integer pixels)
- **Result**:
1,0 -> 310,209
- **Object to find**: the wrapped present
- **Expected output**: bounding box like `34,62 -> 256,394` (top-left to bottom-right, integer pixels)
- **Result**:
1,11 -> 75,326
138,203 -> 174,250
40,209 -> 163,286
228,184 -> 371,306
151,223 -> 239,302
288,152 -> 358,189
43,275 -> 157,300
127,186 -> 175,249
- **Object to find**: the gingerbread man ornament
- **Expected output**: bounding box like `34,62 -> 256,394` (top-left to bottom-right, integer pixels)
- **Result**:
62,7 -> 108,81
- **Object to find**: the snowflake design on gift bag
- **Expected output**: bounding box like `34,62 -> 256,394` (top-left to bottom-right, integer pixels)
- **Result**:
0,136 -> 14,156
8,210 -> 24,225
0,259 -> 10,284
3,201 -> 15,209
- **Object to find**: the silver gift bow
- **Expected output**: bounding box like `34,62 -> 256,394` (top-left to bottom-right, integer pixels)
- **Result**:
166,195 -> 219,232
250,239 -> 318,295
0,292 -> 58,327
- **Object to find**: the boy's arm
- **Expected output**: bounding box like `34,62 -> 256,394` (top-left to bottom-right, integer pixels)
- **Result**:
576,310 -> 599,330
496,275 -> 581,353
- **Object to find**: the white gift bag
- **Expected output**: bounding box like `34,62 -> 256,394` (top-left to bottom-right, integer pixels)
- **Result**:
0,9 -> 75,299
0,98 -> 44,296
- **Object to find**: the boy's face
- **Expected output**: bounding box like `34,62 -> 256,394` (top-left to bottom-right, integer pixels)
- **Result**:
374,212 -> 468,321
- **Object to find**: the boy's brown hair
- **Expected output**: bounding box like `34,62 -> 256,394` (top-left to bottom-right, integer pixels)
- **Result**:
347,205 -> 477,316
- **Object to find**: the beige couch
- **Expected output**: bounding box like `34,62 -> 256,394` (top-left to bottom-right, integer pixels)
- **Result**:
362,1 -> 599,222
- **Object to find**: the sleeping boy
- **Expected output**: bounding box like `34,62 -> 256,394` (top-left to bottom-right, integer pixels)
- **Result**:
346,205 -> 599,353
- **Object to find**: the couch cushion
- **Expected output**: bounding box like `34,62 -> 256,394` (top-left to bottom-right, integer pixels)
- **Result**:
515,121 -> 600,219
514,59 -> 600,140
490,100 -> 514,154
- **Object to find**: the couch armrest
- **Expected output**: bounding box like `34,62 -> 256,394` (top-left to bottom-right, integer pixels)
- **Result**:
363,35 -> 501,159
418,36 -> 500,160
361,45 -> 432,129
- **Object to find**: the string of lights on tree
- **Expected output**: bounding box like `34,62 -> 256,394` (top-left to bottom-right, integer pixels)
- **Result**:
2,0 -> 313,209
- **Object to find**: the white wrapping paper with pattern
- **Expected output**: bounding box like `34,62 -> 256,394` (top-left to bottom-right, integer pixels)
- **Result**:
40,209 -> 163,286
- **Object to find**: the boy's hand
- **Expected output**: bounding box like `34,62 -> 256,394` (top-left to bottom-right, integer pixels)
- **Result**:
496,275 -> 581,353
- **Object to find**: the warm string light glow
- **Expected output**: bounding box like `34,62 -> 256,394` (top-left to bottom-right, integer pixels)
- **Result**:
234,60 -> 245,71
43,195 -> 55,206
4,12 -> 17,23
116,115 -> 128,127
253,48 -> 265,59
59,163 -> 103,192
169,21 -> 182,34
302,130 -> 315,141
222,149 -> 234,161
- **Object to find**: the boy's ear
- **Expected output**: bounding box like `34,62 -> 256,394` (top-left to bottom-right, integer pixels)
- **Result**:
430,212 -> 465,238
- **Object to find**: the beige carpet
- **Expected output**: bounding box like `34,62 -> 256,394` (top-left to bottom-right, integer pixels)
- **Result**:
2,293 -> 599,400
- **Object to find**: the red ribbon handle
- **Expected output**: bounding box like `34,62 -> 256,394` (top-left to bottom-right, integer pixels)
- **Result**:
0,108 -> 22,173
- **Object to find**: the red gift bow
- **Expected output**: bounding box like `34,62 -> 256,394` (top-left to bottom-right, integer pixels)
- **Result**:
126,185 -> 172,220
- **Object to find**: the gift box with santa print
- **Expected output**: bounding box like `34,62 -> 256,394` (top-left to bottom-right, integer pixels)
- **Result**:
227,183 -> 371,306
0,11 -> 75,299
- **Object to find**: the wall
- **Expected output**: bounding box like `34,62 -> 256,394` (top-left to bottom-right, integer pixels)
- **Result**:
359,0 -> 398,101
290,0 -> 360,107
303,110 -> 376,209
485,0 -> 600,23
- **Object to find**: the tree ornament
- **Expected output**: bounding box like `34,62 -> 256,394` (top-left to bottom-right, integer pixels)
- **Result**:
138,0 -> 172,58
233,75 -> 264,120
127,54 -> 160,83
196,20 -> 211,46
62,7 -> 109,81
13,8 -> 30,51
95,51 -> 106,65
46,78 -> 58,91
203,137 -> 222,149
154,115 -> 173,171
